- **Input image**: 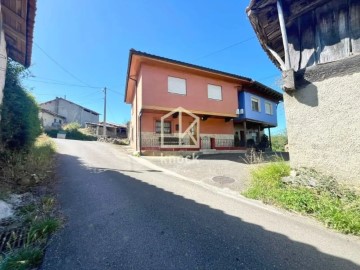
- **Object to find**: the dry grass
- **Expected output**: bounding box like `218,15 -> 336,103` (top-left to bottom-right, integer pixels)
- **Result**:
0,134 -> 56,192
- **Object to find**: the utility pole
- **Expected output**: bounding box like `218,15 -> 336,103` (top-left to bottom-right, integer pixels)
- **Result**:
103,87 -> 107,137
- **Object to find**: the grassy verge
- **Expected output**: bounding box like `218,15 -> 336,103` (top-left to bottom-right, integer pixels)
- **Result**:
0,135 -> 61,270
0,134 -> 56,191
243,161 -> 360,235
45,122 -> 97,141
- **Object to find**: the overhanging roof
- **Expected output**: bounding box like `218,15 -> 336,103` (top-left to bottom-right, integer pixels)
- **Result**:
124,49 -> 283,103
1,0 -> 37,67
246,0 -> 331,69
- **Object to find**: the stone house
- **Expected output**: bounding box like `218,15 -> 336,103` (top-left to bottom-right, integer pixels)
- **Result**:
247,0 -> 360,185
40,97 -> 100,127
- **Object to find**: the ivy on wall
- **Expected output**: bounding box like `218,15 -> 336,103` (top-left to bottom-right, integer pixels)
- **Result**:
0,60 -> 41,151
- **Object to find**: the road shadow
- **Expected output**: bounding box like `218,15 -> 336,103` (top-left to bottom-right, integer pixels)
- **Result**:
41,153 -> 359,270
198,152 -> 290,164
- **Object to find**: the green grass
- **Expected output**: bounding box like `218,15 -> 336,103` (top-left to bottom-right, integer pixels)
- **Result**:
0,247 -> 43,270
27,217 -> 61,243
243,162 -> 360,235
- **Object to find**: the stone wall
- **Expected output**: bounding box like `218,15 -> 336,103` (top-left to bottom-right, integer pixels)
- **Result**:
284,70 -> 360,185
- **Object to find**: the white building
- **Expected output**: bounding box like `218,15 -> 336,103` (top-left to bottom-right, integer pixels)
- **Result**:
40,97 -> 100,127
39,108 -> 66,129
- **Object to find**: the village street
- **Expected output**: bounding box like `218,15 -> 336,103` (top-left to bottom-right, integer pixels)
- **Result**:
41,139 -> 360,270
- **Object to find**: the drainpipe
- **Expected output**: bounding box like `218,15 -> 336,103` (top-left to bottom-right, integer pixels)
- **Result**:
129,77 -> 138,151
139,110 -> 142,153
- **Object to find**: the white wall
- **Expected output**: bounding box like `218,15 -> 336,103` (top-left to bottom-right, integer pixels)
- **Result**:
284,71 -> 360,186
40,98 -> 99,127
39,111 -> 64,129
57,99 -> 99,127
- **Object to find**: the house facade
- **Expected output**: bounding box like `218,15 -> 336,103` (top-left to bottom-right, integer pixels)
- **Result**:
125,50 -> 282,153
40,97 -> 100,127
39,108 -> 66,130
247,0 -> 360,185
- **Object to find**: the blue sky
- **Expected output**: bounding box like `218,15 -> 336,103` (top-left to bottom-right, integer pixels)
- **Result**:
23,0 -> 286,134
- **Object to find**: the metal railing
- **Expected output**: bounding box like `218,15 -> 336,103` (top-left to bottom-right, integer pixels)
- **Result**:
215,139 -> 234,148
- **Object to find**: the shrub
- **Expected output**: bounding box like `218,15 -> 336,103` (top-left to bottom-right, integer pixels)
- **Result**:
0,60 -> 41,151
45,122 -> 97,141
271,130 -> 288,152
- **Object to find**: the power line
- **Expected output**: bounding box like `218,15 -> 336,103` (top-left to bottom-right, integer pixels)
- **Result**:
107,88 -> 124,96
26,79 -> 100,89
34,42 -> 93,87
193,36 -> 256,61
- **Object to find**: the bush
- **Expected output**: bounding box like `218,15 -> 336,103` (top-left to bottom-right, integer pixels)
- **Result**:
0,60 -> 41,151
44,122 -> 97,141
271,130 -> 288,152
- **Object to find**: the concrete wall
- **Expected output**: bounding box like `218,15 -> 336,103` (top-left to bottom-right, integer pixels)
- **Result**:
57,99 -> 99,127
0,4 -> 7,107
284,71 -> 360,185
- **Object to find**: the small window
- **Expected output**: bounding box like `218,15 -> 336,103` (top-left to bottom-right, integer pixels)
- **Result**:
265,102 -> 273,115
59,120 -> 62,124
208,84 -> 222,100
251,97 -> 260,112
54,119 -> 57,123
168,77 -> 186,95
155,121 -> 171,134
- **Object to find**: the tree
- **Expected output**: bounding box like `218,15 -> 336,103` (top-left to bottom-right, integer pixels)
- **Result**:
271,130 -> 288,152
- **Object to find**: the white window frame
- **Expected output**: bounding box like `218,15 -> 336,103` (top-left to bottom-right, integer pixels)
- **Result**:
168,76 -> 186,95
251,97 -> 261,112
207,84 -> 222,101
265,101 -> 273,115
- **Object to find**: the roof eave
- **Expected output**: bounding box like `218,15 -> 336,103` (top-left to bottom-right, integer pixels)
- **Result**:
25,0 -> 36,67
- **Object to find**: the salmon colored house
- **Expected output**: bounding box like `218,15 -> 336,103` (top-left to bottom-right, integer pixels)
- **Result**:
124,49 -> 283,153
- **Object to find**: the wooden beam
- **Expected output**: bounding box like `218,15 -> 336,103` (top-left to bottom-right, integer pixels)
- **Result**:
277,0 -> 291,70
3,24 -> 26,42
1,5 -> 26,25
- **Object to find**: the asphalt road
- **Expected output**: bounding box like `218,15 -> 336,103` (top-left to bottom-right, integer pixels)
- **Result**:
41,139 -> 360,270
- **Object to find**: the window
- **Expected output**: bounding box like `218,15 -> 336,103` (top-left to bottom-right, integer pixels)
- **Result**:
251,97 -> 260,112
168,76 -> 186,95
155,121 -> 171,134
265,101 -> 273,115
208,84 -> 222,100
